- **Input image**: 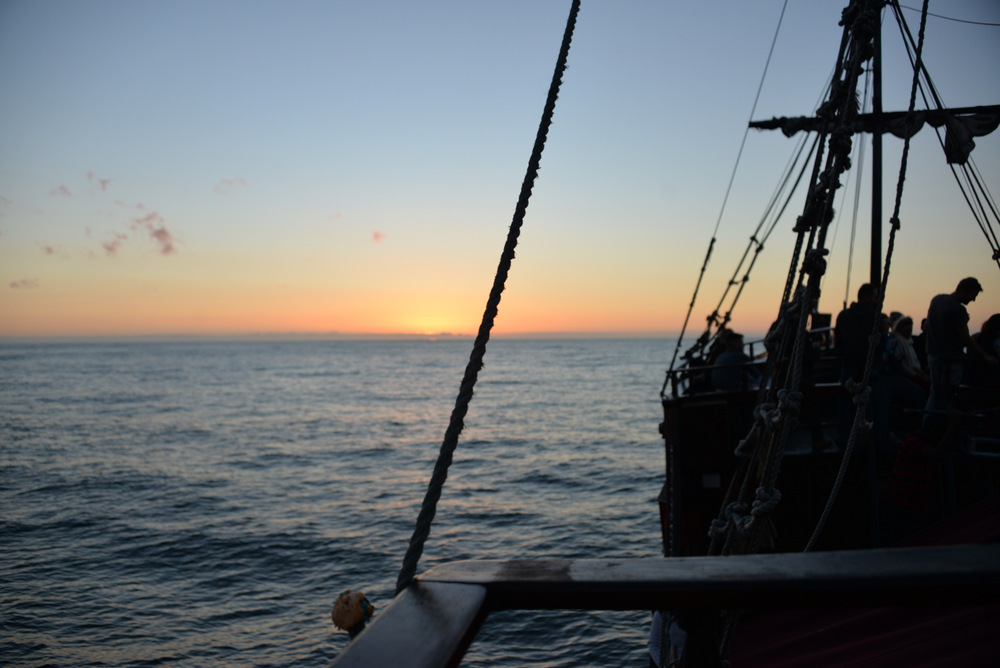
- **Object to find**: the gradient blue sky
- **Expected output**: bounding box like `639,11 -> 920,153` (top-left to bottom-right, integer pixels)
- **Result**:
1,1 -> 998,338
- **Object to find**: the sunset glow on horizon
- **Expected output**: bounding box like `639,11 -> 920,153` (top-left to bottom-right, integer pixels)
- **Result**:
2,1 -> 998,341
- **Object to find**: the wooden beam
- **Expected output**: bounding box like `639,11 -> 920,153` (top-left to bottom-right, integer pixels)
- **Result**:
331,581 -> 488,668
420,545 -> 1000,611
749,104 -> 1000,133
331,546 -> 1000,667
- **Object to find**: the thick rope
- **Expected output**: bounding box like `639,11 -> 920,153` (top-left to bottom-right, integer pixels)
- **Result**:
394,0 -> 581,596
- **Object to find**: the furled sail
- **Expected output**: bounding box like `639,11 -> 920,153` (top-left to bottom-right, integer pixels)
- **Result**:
750,104 -> 1000,164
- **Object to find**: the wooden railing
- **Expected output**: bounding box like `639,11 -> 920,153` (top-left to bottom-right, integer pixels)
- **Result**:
330,543 -> 1000,667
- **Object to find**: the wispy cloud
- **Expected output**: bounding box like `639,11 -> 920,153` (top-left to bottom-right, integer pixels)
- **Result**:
115,200 -> 146,211
149,226 -> 175,255
47,177 -> 178,257
87,171 -> 112,192
10,279 -> 39,289
132,212 -> 176,255
372,231 -> 385,243
214,177 -> 247,195
102,232 -> 128,257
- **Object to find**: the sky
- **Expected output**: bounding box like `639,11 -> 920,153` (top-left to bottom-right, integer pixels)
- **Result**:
1,0 -> 999,339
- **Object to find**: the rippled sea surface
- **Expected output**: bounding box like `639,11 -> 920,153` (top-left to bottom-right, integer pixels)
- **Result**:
1,338 -> 670,667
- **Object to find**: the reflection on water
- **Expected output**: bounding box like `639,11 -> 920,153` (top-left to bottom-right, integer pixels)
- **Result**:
1,339 -> 667,667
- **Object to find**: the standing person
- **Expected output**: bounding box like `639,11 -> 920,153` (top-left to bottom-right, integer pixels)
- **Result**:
923,278 -> 997,427
887,316 -> 930,392
834,283 -> 878,447
911,317 -> 929,372
885,316 -> 930,438
966,314 -> 1000,388
835,284 -> 878,382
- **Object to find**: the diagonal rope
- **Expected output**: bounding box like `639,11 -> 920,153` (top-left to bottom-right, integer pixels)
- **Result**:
889,1 -> 1000,269
394,0 -> 581,596
665,0 -> 790,384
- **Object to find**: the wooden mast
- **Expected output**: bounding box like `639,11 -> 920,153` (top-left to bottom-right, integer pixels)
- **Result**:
871,4 -> 883,287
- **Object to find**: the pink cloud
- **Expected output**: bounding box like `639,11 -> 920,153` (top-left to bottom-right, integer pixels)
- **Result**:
132,212 -> 176,255
49,185 -> 72,198
214,177 -> 247,195
132,212 -> 162,228
86,172 -> 112,192
372,231 -> 385,243
102,232 -> 128,257
10,279 -> 39,289
149,226 -> 176,255
42,245 -> 55,255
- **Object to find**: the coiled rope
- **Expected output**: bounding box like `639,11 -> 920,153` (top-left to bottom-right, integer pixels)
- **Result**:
394,0 -> 581,596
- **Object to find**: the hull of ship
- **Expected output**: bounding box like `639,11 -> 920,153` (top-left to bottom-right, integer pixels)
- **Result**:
659,380 -> 1000,665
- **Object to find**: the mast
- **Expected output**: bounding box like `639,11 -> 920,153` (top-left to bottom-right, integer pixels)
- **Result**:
870,5 -> 883,287
748,0 -> 1000,289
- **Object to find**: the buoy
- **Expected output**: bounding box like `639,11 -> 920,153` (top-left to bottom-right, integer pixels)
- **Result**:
332,589 -> 375,639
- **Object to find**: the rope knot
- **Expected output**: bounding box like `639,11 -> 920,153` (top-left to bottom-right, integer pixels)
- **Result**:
751,487 -> 782,517
802,248 -> 829,278
727,501 -> 752,537
844,377 -> 872,404
709,501 -> 751,541
777,389 -> 803,417
830,128 -> 853,157
708,517 -> 729,541
754,401 -> 781,430
735,431 -> 757,457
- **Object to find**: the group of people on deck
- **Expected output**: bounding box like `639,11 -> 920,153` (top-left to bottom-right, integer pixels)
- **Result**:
705,276 -> 998,450
835,276 -> 999,447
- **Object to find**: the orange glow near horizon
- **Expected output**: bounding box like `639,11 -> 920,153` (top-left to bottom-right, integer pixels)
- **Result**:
1,3 -> 997,342
3,261 -> 998,340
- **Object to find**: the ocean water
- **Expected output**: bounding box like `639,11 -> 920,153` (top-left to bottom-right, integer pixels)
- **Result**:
1,338 -> 670,667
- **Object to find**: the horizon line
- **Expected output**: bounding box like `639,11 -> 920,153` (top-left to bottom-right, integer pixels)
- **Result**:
0,330 -> 702,344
